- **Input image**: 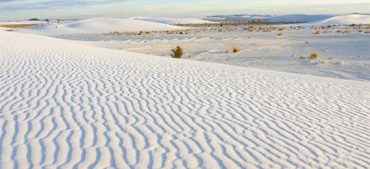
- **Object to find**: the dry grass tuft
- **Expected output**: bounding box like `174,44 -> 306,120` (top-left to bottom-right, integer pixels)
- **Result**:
171,46 -> 184,58
310,52 -> 319,60
232,47 -> 241,53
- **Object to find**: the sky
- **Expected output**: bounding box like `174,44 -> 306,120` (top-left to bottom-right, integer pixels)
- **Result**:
0,0 -> 369,20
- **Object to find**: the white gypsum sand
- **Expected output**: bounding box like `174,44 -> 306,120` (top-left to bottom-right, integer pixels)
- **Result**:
82,27 -> 370,81
23,18 -> 188,36
320,14 -> 370,25
132,17 -> 216,24
0,21 -> 47,26
42,15 -> 369,81
0,30 -> 370,168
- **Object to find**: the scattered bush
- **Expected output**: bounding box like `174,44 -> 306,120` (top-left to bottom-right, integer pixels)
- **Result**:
310,52 -> 319,60
28,18 -> 40,21
277,32 -> 283,36
232,47 -> 241,53
0,24 -> 39,28
171,46 -> 184,58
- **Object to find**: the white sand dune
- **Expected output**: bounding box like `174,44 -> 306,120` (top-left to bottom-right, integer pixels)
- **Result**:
26,18 -> 187,35
133,17 -> 216,24
320,14 -> 370,25
0,20 -> 47,25
0,30 -> 369,168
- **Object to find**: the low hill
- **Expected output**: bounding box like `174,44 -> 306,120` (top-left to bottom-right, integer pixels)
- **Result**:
320,14 -> 370,25
28,17 -> 187,35
206,14 -> 332,23
133,17 -> 216,25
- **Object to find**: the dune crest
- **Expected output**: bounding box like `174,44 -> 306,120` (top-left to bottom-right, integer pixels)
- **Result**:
320,14 -> 370,24
27,18 -> 187,35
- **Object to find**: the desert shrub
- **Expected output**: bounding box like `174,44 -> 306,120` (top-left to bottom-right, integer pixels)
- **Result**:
232,47 -> 241,53
277,32 -> 283,36
310,52 -> 319,60
314,30 -> 320,35
0,24 -> 39,28
28,18 -> 40,21
171,46 -> 184,58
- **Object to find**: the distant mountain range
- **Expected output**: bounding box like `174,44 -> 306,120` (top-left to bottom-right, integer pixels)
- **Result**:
206,14 -> 370,23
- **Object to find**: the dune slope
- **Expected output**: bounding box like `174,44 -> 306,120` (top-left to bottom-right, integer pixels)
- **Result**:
133,17 -> 216,24
26,18 -> 187,35
0,30 -> 369,168
320,14 -> 370,24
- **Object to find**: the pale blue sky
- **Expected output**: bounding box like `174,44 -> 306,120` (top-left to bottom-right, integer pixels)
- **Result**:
0,0 -> 369,20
